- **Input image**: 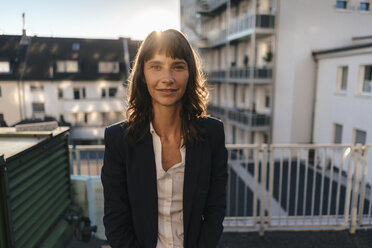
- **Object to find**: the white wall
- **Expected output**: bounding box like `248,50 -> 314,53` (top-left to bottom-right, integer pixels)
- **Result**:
273,0 -> 372,144
313,52 -> 372,145
0,82 -> 22,126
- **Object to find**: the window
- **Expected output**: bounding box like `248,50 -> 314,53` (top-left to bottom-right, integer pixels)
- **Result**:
98,61 -> 119,73
336,0 -> 347,9
0,61 -> 10,73
333,123 -> 343,144
362,65 -> 372,93
336,66 -> 348,92
73,87 -> 86,100
265,90 -> 270,108
108,87 -> 118,97
101,88 -> 106,98
84,113 -> 88,123
0,85 -> 2,98
354,129 -> 367,145
32,102 -> 45,112
73,88 -> 80,99
357,65 -> 372,94
56,60 -> 79,73
0,113 -> 3,121
360,2 -> 370,11
72,43 -> 80,51
30,85 -> 44,91
58,88 -> 63,99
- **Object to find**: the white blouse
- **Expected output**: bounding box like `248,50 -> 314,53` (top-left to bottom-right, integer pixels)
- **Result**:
150,123 -> 185,248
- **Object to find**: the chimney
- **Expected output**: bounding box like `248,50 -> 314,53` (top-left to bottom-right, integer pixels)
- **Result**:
20,12 -> 30,45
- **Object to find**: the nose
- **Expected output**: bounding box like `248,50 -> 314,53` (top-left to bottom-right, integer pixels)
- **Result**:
161,69 -> 174,83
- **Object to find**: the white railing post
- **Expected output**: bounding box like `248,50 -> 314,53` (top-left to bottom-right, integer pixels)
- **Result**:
358,147 -> 369,225
350,144 -> 363,234
75,148 -> 81,176
260,144 -> 268,236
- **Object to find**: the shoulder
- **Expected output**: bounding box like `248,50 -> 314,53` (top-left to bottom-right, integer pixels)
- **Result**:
104,121 -> 129,147
198,116 -> 224,134
105,121 -> 128,135
197,117 -> 225,142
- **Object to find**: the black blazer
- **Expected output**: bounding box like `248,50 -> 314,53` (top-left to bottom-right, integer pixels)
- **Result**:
101,117 -> 228,248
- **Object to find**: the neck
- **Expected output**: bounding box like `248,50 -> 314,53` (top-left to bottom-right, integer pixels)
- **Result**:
152,105 -> 182,138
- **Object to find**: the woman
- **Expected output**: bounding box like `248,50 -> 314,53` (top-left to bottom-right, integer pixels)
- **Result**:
101,29 -> 227,248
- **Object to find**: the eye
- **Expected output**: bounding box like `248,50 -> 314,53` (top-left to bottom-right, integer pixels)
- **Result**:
151,65 -> 161,70
174,65 -> 187,71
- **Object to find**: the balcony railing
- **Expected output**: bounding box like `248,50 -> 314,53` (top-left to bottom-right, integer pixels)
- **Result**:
206,28 -> 227,47
197,0 -> 228,14
208,105 -> 271,128
229,14 -> 275,39
208,67 -> 273,83
69,144 -> 372,234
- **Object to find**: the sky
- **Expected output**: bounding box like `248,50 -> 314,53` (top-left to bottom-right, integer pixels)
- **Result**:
0,0 -> 180,40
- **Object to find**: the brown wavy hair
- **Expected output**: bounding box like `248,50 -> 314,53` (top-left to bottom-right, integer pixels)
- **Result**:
125,29 -> 209,146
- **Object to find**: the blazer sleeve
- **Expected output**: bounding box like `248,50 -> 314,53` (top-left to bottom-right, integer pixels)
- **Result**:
197,121 -> 228,248
101,127 -> 140,248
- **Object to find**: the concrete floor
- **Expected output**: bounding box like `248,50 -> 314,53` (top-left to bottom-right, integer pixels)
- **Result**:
66,229 -> 372,248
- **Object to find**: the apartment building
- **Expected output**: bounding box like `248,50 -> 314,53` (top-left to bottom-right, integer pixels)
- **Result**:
312,36 -> 372,146
0,33 -> 138,145
181,0 -> 372,144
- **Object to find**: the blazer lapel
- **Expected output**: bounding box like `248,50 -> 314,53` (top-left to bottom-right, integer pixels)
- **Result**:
183,142 -> 202,238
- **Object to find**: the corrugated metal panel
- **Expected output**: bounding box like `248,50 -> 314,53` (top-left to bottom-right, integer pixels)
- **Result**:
0,155 -> 11,248
0,128 -> 72,248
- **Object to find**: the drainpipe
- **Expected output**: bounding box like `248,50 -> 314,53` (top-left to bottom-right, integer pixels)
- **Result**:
310,53 -> 319,144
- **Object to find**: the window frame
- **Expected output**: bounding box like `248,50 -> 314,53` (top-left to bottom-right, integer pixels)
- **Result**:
56,60 -> 79,73
356,64 -> 372,96
335,0 -> 348,9
333,123 -> 343,144
336,66 -> 348,93
108,87 -> 118,98
32,102 -> 45,113
0,61 -> 11,74
98,61 -> 120,74
73,87 -> 86,100
353,128 -> 367,145
360,1 -> 370,11
58,87 -> 63,99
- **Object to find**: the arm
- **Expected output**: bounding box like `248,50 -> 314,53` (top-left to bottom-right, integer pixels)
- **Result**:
197,121 -> 228,248
101,127 -> 140,248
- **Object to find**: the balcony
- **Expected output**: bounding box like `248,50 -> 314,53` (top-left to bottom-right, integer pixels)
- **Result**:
62,97 -> 124,113
208,104 -> 270,130
197,0 -> 228,14
69,143 -> 372,237
206,28 -> 227,48
207,66 -> 273,84
229,14 -> 275,41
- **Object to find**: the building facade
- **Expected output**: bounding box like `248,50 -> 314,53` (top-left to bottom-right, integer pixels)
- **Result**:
312,37 -> 372,146
181,0 -> 372,144
0,34 -> 139,145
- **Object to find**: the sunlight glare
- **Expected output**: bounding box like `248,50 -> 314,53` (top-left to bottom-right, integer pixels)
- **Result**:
128,8 -> 179,40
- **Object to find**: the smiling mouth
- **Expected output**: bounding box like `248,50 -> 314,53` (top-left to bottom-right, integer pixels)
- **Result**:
157,89 -> 177,92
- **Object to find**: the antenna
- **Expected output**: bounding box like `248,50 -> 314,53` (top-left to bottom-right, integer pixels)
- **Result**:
22,12 -> 26,36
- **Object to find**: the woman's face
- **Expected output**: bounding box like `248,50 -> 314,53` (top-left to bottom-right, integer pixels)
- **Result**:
144,52 -> 189,109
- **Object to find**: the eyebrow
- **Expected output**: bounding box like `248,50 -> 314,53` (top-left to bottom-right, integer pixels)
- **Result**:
146,60 -> 187,66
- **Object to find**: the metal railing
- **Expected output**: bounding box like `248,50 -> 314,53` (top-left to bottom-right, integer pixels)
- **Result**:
206,28 -> 227,47
208,67 -> 273,83
208,105 -> 271,128
229,14 -> 275,37
69,144 -> 372,234
197,0 -> 227,14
